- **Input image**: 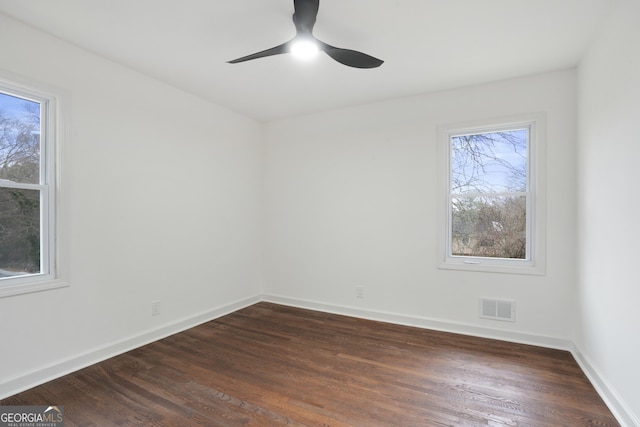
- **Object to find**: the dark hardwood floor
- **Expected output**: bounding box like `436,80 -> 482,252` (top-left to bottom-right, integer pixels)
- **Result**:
3,302 -> 619,426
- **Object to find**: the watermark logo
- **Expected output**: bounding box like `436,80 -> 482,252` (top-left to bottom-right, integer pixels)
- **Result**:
0,406 -> 64,427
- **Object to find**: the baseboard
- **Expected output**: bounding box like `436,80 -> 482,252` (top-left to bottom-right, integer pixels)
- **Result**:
263,294 -> 638,427
3,293 -> 636,427
262,294 -> 573,350
570,344 -> 639,427
0,294 -> 261,400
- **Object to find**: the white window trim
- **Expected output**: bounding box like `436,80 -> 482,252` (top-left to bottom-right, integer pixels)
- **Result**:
437,113 -> 546,275
0,74 -> 68,298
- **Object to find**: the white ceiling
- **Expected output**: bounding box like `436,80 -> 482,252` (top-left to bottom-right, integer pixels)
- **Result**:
0,0 -> 616,122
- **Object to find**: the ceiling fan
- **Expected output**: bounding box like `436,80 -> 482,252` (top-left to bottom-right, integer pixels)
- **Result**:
227,0 -> 383,69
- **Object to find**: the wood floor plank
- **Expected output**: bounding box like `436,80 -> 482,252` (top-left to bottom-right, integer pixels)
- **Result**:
2,302 -> 619,426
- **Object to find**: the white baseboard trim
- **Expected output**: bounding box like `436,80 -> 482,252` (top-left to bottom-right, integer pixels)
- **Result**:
571,344 -> 639,427
263,294 -> 573,350
0,295 -> 261,400
263,294 -> 637,427
3,294 -> 636,427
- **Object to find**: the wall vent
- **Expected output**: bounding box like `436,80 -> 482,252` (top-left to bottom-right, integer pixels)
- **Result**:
480,298 -> 515,322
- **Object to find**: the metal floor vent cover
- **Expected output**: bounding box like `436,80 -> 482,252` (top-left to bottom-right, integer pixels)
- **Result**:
480,298 -> 515,322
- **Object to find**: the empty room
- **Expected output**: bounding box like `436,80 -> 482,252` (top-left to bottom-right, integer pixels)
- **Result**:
0,0 -> 638,426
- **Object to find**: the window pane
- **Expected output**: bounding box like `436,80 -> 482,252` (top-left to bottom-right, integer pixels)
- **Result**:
451,195 -> 526,259
0,187 -> 41,277
0,92 -> 41,184
451,129 -> 527,194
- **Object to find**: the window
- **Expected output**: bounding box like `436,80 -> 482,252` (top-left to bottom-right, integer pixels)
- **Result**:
0,77 -> 63,297
438,114 -> 546,275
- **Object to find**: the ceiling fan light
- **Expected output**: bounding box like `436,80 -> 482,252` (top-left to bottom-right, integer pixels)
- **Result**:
290,39 -> 319,60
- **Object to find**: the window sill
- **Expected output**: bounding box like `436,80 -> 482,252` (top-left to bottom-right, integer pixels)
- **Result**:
0,278 -> 69,298
438,261 -> 545,276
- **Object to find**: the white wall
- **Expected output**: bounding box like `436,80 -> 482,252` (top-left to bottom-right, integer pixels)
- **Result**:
577,0 -> 640,424
264,70 -> 577,343
0,14 -> 263,396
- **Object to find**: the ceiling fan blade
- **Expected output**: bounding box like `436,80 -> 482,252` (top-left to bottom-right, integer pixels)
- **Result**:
228,0 -> 384,69
320,43 -> 384,69
293,0 -> 320,33
227,42 -> 290,64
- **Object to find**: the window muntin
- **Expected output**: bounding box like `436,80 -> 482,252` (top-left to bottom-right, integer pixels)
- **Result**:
0,82 -> 55,288
439,116 -> 545,275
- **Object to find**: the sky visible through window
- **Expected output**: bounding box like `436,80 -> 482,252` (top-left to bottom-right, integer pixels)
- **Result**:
0,91 -> 41,184
451,129 -> 527,194
0,92 -> 35,120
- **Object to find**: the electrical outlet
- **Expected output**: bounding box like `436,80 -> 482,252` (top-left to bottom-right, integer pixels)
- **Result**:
356,286 -> 364,299
151,300 -> 160,316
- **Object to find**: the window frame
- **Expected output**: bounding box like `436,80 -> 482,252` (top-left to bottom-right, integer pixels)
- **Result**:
437,114 -> 546,275
0,75 -> 67,297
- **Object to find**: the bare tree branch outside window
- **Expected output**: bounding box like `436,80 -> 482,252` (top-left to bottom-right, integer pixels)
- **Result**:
450,129 -> 528,259
0,93 -> 41,277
